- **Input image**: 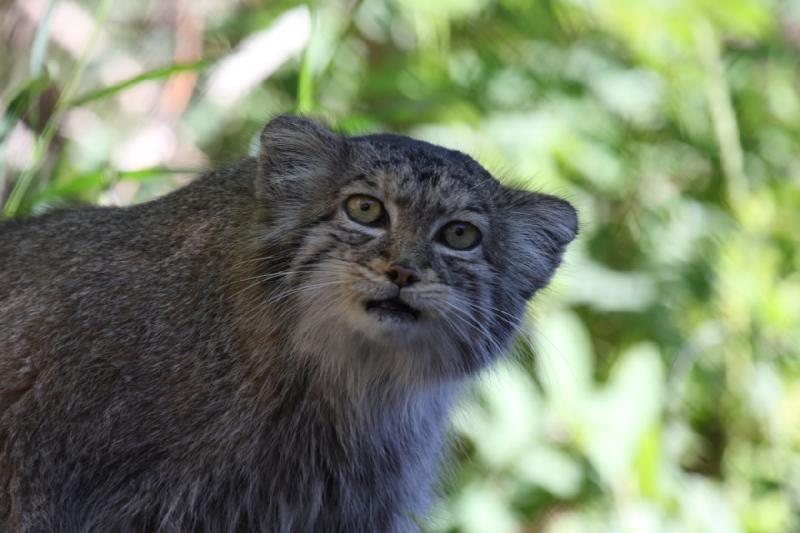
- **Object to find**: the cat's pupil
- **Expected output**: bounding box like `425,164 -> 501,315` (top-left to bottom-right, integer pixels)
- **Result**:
360,202 -> 370,211
455,226 -> 464,235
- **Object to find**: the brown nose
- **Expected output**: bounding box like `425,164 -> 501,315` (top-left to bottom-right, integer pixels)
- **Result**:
386,263 -> 420,288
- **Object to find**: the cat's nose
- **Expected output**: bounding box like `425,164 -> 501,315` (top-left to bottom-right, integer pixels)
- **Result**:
386,263 -> 420,288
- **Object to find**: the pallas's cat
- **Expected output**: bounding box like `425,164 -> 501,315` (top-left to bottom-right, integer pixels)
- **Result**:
0,116 -> 577,532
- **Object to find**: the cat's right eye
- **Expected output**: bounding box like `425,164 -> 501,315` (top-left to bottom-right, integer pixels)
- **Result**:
345,195 -> 386,226
438,221 -> 481,250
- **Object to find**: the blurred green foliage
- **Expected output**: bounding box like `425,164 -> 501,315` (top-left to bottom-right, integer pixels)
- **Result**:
2,0 -> 799,531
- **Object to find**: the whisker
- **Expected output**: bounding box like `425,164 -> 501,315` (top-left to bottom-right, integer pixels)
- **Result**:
263,280 -> 351,308
436,298 -> 505,357
448,297 -> 575,390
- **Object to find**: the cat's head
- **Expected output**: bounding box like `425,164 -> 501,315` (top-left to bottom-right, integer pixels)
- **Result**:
254,116 -> 577,385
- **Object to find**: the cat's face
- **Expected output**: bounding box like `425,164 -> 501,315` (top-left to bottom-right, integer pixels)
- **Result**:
256,117 -> 577,383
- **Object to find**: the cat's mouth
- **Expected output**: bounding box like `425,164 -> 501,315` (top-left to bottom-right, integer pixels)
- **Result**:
364,297 -> 420,321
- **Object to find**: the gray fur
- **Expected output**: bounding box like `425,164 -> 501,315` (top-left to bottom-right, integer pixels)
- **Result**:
0,116 -> 577,532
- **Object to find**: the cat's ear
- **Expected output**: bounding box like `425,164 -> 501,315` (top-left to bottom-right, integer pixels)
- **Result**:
257,115 -> 347,198
502,189 -> 578,297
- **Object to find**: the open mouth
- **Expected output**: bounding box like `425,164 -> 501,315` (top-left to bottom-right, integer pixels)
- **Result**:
365,297 -> 420,321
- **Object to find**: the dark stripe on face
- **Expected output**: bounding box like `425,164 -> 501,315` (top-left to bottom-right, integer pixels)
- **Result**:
442,255 -> 461,286
394,195 -> 413,209
456,267 -> 482,295
351,173 -> 378,189
329,230 -> 374,246
315,208 -> 337,223
294,242 -> 336,275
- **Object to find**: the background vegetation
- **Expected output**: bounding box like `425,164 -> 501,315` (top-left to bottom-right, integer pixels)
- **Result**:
2,0 -> 799,531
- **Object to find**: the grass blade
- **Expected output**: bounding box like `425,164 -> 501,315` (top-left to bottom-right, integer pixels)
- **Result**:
70,59 -> 213,107
30,0 -> 58,78
115,166 -> 202,181
295,3 -> 317,114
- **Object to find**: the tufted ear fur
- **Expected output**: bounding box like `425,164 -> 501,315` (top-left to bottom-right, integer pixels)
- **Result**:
257,115 -> 347,200
502,189 -> 578,297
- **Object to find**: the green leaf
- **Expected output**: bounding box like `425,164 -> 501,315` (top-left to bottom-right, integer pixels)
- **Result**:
634,424 -> 663,498
533,310 -> 594,408
583,343 -> 664,487
456,482 -> 519,533
464,361 -> 543,467
0,77 -> 52,144
515,445 -> 583,498
33,171 -> 106,202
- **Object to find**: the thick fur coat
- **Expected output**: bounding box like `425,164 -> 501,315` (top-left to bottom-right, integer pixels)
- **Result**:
0,116 -> 577,532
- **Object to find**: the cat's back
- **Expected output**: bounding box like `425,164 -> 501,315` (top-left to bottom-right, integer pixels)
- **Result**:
0,159 -> 258,409
0,158 -> 258,280
0,203 -> 154,365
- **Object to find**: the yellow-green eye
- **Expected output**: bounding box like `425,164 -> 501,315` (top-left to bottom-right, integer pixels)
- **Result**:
345,195 -> 385,226
440,221 -> 481,250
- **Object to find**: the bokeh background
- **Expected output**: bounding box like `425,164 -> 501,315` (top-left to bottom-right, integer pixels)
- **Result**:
2,0 -> 799,531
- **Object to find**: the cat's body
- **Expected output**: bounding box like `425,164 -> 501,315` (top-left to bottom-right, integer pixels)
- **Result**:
0,117 -> 577,532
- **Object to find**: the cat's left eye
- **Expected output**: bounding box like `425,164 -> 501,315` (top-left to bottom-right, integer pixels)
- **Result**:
439,221 -> 481,250
345,194 -> 385,226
